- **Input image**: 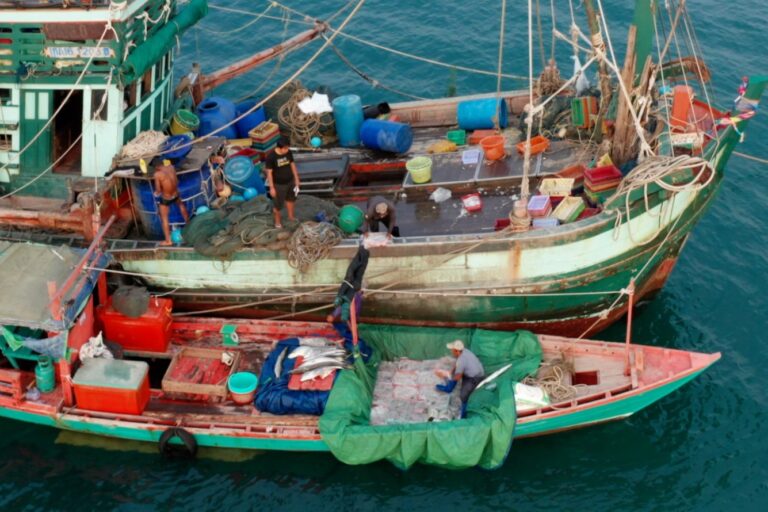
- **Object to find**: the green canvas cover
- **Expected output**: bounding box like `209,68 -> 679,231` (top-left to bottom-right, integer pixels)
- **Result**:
319,325 -> 542,470
120,0 -> 208,84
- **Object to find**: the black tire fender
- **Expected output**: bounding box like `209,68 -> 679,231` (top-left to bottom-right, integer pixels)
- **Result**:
158,427 -> 198,458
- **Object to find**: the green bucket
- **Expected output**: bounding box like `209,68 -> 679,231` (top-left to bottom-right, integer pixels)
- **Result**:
337,205 -> 365,234
406,156 -> 433,184
171,109 -> 200,135
446,129 -> 466,145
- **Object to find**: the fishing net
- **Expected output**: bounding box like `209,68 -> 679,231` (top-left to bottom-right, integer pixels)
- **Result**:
182,195 -> 340,259
111,286 -> 150,318
319,325 -> 543,470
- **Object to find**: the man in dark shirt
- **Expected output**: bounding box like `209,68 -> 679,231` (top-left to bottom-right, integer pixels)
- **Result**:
363,195 -> 398,238
265,137 -> 300,228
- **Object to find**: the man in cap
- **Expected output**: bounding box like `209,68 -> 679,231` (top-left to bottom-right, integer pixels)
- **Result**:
363,195 -> 398,238
436,340 -> 485,415
265,136 -> 300,228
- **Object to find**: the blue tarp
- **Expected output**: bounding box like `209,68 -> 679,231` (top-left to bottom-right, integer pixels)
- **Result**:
255,329 -> 370,416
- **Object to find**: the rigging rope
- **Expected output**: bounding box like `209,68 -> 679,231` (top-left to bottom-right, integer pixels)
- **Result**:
287,221 -> 343,273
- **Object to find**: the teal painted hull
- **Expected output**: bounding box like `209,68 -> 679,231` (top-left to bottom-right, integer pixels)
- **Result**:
0,367 -> 707,455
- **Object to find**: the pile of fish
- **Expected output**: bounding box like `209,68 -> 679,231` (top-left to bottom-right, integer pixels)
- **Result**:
274,337 -> 350,382
370,356 -> 461,425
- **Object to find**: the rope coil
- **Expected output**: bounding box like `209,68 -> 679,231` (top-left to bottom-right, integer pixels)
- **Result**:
287,221 -> 343,273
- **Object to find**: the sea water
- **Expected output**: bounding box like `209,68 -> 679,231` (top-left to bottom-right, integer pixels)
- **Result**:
1,1 -> 767,509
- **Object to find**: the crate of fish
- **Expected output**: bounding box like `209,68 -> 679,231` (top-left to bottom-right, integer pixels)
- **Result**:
284,338 -> 350,389
162,347 -> 241,400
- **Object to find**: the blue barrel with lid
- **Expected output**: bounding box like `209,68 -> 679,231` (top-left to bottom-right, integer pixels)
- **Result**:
197,96 -> 238,139
332,94 -> 364,147
360,119 -> 413,153
224,156 -> 265,195
235,99 -> 267,139
457,98 -> 509,130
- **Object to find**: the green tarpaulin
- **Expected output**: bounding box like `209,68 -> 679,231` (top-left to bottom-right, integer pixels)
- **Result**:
319,325 -> 542,470
120,0 -> 208,84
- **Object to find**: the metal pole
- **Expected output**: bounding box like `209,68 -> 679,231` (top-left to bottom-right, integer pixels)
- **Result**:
624,279 -> 636,376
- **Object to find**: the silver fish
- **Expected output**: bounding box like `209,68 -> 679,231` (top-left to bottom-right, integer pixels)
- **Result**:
274,347 -> 288,378
291,356 -> 349,374
289,346 -> 346,360
299,337 -> 336,347
300,366 -> 339,382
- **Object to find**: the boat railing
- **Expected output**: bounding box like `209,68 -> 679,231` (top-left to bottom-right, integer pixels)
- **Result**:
0,0 -> 116,8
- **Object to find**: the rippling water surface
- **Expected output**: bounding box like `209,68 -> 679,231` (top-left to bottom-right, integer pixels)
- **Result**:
2,1 -> 767,509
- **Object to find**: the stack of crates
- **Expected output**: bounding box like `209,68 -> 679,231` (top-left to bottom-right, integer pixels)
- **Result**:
249,121 -> 281,159
584,165 -> 622,206
571,97 -> 599,129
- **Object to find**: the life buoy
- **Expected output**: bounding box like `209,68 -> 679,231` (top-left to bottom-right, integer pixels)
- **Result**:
158,427 -> 197,458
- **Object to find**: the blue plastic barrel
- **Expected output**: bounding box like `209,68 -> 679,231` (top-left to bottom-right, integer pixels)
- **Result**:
197,96 -> 238,139
131,164 -> 216,239
457,98 -> 509,130
332,95 -> 364,147
360,119 -> 413,153
235,100 -> 267,139
224,156 -> 266,195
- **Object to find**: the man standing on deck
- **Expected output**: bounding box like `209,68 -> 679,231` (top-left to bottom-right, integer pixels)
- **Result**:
154,159 -> 189,246
437,340 -> 485,417
265,137 -> 300,229
363,195 -> 399,238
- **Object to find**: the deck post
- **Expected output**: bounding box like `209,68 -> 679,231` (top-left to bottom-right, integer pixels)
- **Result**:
624,279 -> 636,376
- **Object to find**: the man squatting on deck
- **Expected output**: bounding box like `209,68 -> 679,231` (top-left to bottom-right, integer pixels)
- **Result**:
363,195 -> 399,238
265,137 -> 301,229
154,159 -> 189,246
437,340 -> 486,416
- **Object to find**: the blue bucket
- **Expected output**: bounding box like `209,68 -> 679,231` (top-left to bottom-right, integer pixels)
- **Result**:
360,119 -> 413,153
235,100 -> 267,139
197,96 -> 238,139
224,156 -> 265,195
332,94 -> 364,147
228,371 -> 259,405
160,134 -> 193,163
457,98 -> 509,130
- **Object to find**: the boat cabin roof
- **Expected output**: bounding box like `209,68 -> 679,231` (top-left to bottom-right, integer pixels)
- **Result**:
0,242 -> 104,330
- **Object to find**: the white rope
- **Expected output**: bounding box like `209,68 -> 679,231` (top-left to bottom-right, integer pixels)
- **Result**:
198,2 -> 274,36
520,0 -> 535,200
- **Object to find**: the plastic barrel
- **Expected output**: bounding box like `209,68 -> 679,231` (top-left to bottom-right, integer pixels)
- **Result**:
224,156 -> 265,195
160,134 -> 193,163
332,95 -> 364,147
196,96 -> 238,139
457,98 -> 509,130
235,100 -> 267,139
170,109 -> 200,135
359,119 -> 413,153
131,164 -> 216,239
337,205 -> 365,234
406,156 -> 433,184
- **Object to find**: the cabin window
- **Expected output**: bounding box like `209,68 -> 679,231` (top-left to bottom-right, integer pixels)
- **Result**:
123,82 -> 137,111
0,88 -> 9,105
91,89 -> 107,121
142,69 -> 153,98
0,132 -> 11,151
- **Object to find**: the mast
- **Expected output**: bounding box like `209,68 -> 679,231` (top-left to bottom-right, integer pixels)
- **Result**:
632,0 -> 655,83
583,0 -> 612,115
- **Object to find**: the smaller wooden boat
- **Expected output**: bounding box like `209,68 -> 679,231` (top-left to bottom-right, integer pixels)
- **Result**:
0,234 -> 719,469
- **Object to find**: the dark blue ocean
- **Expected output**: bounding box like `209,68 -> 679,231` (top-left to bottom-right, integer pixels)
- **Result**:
2,1 -> 768,509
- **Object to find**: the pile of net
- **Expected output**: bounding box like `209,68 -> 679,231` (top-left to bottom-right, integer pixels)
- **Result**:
370,356 -> 461,425
182,195 -> 340,259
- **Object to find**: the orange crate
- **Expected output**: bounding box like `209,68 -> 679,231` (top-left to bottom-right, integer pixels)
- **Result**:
516,135 -> 550,155
468,129 -> 498,145
97,297 -> 173,353
162,347 -> 241,399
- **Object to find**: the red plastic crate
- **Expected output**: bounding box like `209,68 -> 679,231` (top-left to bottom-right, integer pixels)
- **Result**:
97,297 -> 173,353
577,207 -> 601,220
72,359 -> 150,415
584,165 -> 622,184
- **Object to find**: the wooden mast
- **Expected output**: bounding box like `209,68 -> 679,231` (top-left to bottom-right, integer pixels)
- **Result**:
583,0 -> 612,125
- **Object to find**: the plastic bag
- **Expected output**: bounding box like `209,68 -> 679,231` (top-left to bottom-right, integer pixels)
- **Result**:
429,187 -> 452,203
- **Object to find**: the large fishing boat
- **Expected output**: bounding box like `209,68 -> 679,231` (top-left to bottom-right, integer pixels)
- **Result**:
0,238 -> 719,469
0,1 -> 764,336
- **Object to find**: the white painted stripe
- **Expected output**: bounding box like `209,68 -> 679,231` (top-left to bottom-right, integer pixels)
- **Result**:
0,0 -> 149,24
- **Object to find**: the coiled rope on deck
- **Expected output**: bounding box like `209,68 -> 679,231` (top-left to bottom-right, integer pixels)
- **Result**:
287,221 -> 343,273
277,83 -> 334,146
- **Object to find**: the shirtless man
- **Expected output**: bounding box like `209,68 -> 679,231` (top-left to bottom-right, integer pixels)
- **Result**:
153,159 -> 189,246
